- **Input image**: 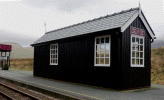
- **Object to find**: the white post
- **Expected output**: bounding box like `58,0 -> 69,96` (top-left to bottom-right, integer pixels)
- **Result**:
139,2 -> 142,17
44,22 -> 47,33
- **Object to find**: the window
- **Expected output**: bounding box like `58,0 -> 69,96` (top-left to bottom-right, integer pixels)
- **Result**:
95,35 -> 111,66
50,44 -> 58,65
131,35 -> 144,67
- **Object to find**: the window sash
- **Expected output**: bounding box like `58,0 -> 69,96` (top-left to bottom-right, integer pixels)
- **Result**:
95,35 -> 111,66
131,35 -> 144,67
50,44 -> 58,65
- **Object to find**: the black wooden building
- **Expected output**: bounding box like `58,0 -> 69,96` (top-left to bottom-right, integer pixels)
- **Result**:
31,7 -> 155,90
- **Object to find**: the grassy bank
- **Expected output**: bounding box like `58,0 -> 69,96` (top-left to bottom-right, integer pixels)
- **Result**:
9,58 -> 33,71
151,47 -> 164,85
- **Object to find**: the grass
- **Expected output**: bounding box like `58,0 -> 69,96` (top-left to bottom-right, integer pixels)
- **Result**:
151,47 -> 164,85
9,58 -> 33,71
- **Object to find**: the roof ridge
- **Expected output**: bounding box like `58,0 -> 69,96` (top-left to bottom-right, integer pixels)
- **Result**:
46,7 -> 139,34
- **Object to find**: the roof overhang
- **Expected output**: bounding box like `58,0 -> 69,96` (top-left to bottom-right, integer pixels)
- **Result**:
121,11 -> 155,39
0,44 -> 12,51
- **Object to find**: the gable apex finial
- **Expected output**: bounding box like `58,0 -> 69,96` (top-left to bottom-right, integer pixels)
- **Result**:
139,2 -> 142,16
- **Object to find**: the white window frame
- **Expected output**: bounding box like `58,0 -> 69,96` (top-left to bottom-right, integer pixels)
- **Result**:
94,35 -> 111,67
50,44 -> 58,65
131,34 -> 144,67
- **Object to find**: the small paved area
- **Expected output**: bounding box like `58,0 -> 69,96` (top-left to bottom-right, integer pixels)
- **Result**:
0,69 -> 164,100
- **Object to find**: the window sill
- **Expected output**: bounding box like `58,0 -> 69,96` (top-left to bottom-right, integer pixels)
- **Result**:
50,64 -> 58,65
94,64 -> 110,67
131,65 -> 144,67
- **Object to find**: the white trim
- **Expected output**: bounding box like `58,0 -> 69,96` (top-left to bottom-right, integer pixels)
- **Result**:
50,44 -> 58,65
139,14 -> 154,39
131,34 -> 145,67
94,35 -> 111,67
121,11 -> 138,32
131,65 -> 144,67
121,11 -> 155,39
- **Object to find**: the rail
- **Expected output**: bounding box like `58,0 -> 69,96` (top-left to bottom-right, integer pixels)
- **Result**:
0,82 -> 41,100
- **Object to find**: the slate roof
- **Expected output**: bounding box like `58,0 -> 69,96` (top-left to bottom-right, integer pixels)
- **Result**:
31,7 -> 140,46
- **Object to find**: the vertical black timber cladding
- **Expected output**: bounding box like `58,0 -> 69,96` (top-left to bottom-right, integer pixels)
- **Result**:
33,29 -> 121,89
121,17 -> 151,89
34,44 -> 50,77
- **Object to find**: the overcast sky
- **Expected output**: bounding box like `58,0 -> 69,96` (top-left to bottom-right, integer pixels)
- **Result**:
0,0 -> 163,47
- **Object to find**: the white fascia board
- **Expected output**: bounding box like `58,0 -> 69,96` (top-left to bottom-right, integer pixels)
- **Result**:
121,11 -> 155,39
121,11 -> 139,32
139,14 -> 155,39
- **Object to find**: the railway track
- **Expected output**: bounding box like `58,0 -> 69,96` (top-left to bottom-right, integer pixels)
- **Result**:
0,82 -> 40,100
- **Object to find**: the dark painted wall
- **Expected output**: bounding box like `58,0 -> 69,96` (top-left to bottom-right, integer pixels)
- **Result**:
33,16 -> 152,90
120,16 -> 151,89
34,29 -> 121,89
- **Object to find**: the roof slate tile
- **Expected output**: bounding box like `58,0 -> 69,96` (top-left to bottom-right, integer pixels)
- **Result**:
32,8 -> 139,45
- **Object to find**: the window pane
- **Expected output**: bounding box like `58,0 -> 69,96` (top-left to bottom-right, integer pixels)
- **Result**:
96,52 -> 100,57
105,51 -> 109,57
100,51 -> 104,57
136,38 -> 139,44
95,36 -> 110,66
106,44 -> 110,51
132,37 -> 135,42
100,58 -> 104,64
100,44 -> 105,51
136,59 -> 139,65
132,51 -> 135,57
140,39 -> 143,44
140,52 -> 143,58
55,50 -> 58,54
51,46 -> 53,49
135,45 -> 139,51
140,59 -> 143,65
101,38 -> 104,43
105,37 -> 109,43
132,44 -> 135,50
96,45 -> 100,51
136,52 -> 139,57
50,44 -> 58,64
105,58 -> 109,64
132,59 -> 135,64
131,36 -> 144,66
55,59 -> 57,63
96,38 -> 100,44
96,58 -> 99,64
140,45 -> 143,51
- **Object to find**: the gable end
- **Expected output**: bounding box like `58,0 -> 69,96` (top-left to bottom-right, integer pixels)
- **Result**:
121,11 -> 155,39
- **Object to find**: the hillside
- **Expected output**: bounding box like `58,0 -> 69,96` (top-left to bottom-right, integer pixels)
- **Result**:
0,42 -> 34,59
151,47 -> 164,85
151,40 -> 164,49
